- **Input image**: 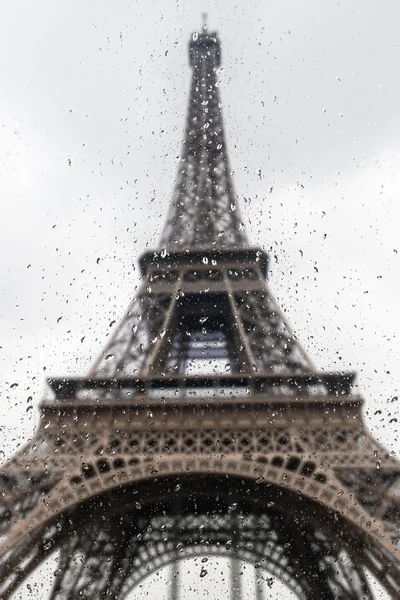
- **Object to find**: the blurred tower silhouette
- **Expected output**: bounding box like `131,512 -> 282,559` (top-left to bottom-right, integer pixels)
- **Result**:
1,26 -> 400,600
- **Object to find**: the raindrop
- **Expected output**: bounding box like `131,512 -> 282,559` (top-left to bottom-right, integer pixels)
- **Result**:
200,566 -> 208,578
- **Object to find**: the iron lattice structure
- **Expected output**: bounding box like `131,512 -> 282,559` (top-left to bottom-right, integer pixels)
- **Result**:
1,28 -> 400,600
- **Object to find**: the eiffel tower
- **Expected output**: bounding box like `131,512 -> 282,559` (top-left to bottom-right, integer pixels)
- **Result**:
1,25 -> 400,600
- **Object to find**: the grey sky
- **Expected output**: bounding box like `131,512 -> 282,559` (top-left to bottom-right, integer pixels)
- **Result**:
1,1 -> 399,597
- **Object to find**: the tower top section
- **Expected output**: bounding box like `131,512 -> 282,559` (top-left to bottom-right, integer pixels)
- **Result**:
159,29 -> 248,250
189,30 -> 221,67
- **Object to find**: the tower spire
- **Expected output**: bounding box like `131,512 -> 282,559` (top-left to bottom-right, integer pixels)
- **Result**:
160,29 -> 248,250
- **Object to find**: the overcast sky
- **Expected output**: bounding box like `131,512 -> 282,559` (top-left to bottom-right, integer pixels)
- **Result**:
1,1 -> 399,598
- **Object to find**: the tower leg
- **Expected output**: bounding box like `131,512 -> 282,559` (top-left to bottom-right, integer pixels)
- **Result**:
169,562 -> 179,600
255,568 -> 264,600
231,558 -> 242,600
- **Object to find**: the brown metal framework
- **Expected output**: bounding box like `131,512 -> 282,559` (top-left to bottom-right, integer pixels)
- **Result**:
1,27 -> 400,599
